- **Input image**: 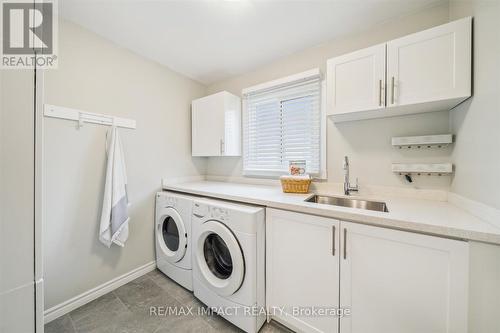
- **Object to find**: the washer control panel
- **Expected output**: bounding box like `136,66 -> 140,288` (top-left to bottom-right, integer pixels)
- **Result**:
209,206 -> 228,221
192,203 -> 229,221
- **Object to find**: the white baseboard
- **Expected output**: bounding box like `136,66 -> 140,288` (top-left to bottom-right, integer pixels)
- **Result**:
44,261 -> 156,324
448,192 -> 500,229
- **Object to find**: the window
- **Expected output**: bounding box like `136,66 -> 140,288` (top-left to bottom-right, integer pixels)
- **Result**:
242,69 -> 324,177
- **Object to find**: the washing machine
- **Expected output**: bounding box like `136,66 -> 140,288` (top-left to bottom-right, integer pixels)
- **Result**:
192,197 -> 266,333
155,191 -> 193,291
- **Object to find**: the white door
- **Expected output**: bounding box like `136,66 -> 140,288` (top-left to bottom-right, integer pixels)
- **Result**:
0,66 -> 36,332
192,93 -> 225,156
339,221 -> 469,333
266,209 -> 340,333
195,220 -> 245,297
327,43 -> 386,115
157,208 -> 188,263
386,17 -> 471,108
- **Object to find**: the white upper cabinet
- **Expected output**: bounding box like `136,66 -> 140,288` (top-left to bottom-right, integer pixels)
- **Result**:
327,17 -> 471,122
192,91 -> 241,156
386,17 -> 472,109
327,44 -> 386,116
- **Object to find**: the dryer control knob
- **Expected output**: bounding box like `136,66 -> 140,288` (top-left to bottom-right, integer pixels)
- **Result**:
193,203 -> 208,217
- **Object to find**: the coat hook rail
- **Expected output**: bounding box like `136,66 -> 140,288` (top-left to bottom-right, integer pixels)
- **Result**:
43,104 -> 136,129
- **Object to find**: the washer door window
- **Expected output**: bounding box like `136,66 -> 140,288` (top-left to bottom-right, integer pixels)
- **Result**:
196,220 -> 244,297
204,233 -> 233,279
157,207 -> 187,264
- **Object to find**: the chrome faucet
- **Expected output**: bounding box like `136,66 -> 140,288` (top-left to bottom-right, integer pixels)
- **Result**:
343,156 -> 359,195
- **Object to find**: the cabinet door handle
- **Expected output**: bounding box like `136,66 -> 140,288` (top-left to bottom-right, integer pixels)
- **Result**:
220,139 -> 224,155
343,228 -> 347,260
332,225 -> 336,256
391,76 -> 395,105
378,79 -> 382,106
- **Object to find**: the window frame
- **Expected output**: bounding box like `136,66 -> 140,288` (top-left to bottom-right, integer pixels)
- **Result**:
241,69 -> 327,179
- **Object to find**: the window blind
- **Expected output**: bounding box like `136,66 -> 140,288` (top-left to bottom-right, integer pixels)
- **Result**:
243,74 -> 322,176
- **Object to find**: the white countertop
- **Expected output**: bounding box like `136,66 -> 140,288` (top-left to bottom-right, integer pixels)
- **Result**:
162,180 -> 500,245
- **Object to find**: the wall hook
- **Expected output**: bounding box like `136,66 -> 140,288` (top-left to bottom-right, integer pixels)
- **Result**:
77,112 -> 84,129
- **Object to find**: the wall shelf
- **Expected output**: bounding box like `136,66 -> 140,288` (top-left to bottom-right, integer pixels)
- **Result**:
392,163 -> 453,176
392,134 -> 453,149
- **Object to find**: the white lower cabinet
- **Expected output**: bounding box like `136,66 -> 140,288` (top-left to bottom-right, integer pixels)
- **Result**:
339,221 -> 469,333
266,209 -> 469,333
266,208 -> 340,333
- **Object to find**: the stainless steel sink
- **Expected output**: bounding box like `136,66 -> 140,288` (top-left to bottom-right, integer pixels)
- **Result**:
305,195 -> 389,212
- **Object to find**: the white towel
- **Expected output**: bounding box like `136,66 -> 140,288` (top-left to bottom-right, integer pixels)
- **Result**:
99,126 -> 130,247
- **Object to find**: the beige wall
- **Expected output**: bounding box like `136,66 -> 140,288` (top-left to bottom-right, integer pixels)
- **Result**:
206,3 -> 453,190
449,0 -> 500,209
43,20 -> 207,309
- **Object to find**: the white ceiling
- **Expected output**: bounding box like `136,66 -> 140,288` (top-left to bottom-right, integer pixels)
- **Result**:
61,0 -> 445,85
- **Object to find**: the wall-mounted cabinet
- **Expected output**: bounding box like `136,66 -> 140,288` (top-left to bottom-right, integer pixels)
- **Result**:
327,17 -> 471,122
327,43 -> 387,116
192,91 -> 241,156
266,208 -> 469,333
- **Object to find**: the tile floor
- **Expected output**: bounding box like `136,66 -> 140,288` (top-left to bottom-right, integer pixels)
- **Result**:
45,269 -> 292,333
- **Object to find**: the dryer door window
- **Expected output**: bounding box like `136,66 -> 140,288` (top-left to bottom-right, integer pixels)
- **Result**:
196,220 -> 245,297
157,207 -> 187,263
204,233 -> 233,279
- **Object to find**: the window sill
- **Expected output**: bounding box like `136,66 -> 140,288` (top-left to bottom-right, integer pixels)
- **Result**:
242,169 -> 327,180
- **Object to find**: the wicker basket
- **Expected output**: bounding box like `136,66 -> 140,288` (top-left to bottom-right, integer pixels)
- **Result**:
280,177 -> 312,193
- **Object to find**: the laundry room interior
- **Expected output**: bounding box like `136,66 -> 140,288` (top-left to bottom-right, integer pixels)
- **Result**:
1,0 -> 500,332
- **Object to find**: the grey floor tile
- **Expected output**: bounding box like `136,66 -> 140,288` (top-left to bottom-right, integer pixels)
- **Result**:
69,292 -> 118,322
152,312 -> 198,333
146,269 -> 165,281
148,290 -> 183,308
260,321 -> 294,333
44,314 -> 76,333
154,315 -> 214,333
149,270 -> 195,304
48,271 -> 296,333
114,275 -> 165,312
204,315 -> 292,333
184,296 -> 214,321
204,313 -> 244,333
72,298 -> 130,333
111,312 -> 162,333
136,289 -> 184,318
